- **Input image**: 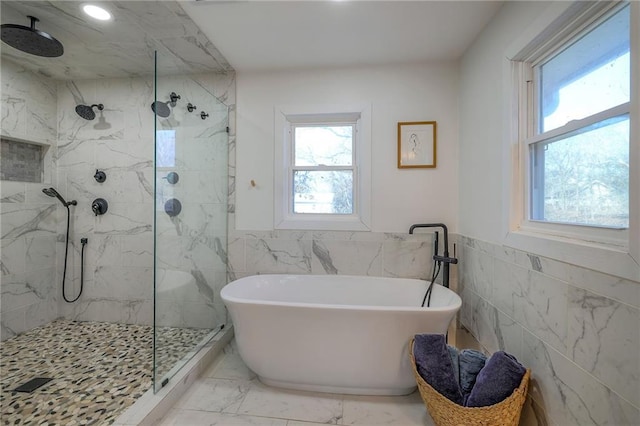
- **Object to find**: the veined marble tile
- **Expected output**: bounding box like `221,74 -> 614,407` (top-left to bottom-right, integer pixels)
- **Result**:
236,380 -> 343,424
69,297 -> 152,325
1,268 -> 56,312
245,238 -> 312,274
382,240 -> 432,279
460,245 -> 493,299
25,235 -> 56,271
1,203 -> 57,239
205,352 -> 256,381
310,239 -> 383,276
1,95 -> 26,137
567,287 -> 640,405
1,237 -> 26,276
566,266 -> 640,309
160,410 -> 287,426
522,330 -> 639,425
0,181 -> 26,203
91,266 -> 153,300
121,234 -> 153,267
493,259 -> 568,353
174,377 -> 250,412
342,392 -> 432,425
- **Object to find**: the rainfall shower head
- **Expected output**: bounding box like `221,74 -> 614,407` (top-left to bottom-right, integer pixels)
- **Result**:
1,16 -> 64,58
42,187 -> 77,207
75,103 -> 104,120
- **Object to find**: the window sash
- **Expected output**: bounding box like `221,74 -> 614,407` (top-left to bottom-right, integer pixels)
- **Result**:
287,122 -> 359,218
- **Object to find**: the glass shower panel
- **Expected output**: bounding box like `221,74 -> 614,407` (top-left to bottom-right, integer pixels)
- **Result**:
153,51 -> 229,392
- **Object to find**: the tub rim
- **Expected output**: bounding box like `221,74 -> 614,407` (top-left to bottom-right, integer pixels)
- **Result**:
220,274 -> 461,313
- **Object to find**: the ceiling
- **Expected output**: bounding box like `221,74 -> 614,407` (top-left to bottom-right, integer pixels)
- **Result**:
0,1 -> 503,80
0,1 -> 231,80
180,0 -> 504,72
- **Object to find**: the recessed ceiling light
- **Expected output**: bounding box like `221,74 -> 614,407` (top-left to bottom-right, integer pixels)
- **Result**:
82,4 -> 112,21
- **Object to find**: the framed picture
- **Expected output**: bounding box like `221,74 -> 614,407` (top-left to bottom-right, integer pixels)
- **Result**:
397,121 -> 437,168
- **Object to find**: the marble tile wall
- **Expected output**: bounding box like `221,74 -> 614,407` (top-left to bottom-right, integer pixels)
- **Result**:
457,235 -> 640,425
1,59 -> 60,340
55,71 -> 235,330
227,227 -> 438,282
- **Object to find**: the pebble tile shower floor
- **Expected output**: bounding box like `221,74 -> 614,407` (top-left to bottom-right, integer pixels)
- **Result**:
0,320 -> 212,425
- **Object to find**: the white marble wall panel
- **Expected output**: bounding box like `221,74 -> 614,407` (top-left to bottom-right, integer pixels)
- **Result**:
458,234 -> 640,425
311,239 -> 383,276
522,330 -> 639,425
0,181 -> 25,203
382,238 -> 432,279
228,231 -> 436,280
1,60 -> 60,343
567,287 -> 639,405
245,238 -> 312,275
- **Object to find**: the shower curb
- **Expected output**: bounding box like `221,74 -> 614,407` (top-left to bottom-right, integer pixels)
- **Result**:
112,325 -> 234,426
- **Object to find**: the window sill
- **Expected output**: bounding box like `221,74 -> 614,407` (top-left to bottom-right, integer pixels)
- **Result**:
275,215 -> 370,232
504,229 -> 640,282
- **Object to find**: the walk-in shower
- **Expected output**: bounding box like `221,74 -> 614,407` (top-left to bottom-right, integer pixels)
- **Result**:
1,0 -> 231,423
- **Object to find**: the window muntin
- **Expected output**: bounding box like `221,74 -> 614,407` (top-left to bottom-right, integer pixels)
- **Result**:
290,122 -> 356,216
528,4 -> 630,229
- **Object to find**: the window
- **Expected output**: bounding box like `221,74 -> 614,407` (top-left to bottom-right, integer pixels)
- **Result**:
507,1 -> 639,281
528,4 -> 630,229
274,106 -> 371,231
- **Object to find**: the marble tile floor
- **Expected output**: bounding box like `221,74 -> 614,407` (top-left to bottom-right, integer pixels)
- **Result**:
159,340 -> 437,426
0,319 -> 213,425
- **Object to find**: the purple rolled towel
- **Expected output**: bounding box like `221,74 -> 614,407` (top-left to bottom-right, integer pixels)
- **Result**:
465,351 -> 526,407
413,334 -> 464,405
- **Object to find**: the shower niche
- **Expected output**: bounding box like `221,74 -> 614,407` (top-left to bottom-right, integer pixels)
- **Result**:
0,137 -> 50,183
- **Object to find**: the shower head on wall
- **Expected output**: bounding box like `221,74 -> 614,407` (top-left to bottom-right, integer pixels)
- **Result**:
151,92 -> 180,118
75,103 -> 104,120
151,100 -> 171,118
1,16 -> 64,57
42,187 -> 77,207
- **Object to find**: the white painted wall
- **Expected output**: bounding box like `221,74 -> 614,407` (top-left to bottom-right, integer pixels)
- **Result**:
235,63 -> 459,233
458,1 -> 554,243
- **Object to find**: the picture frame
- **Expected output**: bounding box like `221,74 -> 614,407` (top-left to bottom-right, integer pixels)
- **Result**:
397,121 -> 437,169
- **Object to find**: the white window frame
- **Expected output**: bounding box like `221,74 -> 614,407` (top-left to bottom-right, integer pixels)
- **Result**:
504,1 -> 639,281
274,104 -> 372,231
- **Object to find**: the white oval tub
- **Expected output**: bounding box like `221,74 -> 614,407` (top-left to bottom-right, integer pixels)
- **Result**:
220,274 -> 461,396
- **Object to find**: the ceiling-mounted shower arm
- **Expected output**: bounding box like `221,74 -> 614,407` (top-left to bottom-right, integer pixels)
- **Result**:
187,103 -> 197,113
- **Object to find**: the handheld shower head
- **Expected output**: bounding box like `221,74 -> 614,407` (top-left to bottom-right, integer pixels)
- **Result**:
42,187 -> 77,207
75,103 -> 104,120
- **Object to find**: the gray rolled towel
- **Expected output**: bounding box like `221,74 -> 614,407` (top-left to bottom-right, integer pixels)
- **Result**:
458,349 -> 487,399
465,351 -> 526,407
447,345 -> 460,386
413,334 -> 464,405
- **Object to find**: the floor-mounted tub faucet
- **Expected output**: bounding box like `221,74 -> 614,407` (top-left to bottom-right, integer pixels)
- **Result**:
409,223 -> 458,289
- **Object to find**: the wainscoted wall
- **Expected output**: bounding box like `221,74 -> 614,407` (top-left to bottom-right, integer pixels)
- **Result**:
457,235 -> 640,425
1,59 -> 59,340
56,72 -> 234,329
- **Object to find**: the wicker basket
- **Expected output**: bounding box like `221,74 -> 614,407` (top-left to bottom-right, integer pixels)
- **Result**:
409,339 -> 530,426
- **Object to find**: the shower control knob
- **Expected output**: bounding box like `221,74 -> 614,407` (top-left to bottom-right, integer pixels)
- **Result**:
91,198 -> 108,216
94,169 -> 106,183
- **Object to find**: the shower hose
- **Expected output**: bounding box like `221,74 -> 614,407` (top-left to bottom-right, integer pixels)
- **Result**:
61,205 -> 86,303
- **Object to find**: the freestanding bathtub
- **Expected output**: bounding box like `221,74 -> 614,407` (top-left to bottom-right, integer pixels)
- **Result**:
220,274 -> 461,395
